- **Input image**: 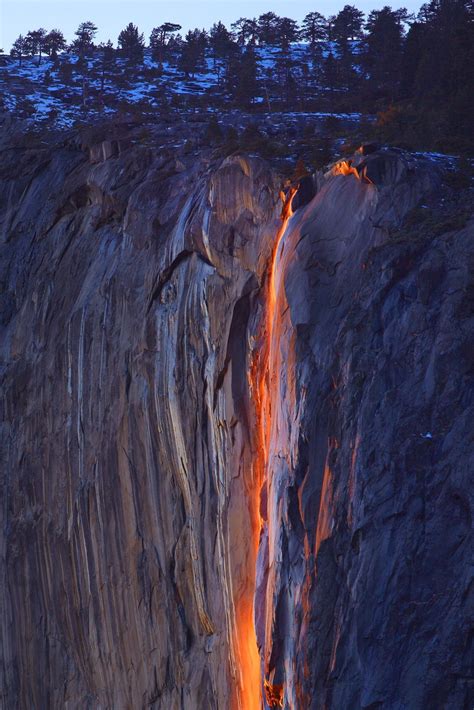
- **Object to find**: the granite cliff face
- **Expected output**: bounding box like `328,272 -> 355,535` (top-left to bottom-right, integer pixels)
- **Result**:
1,125 -> 473,709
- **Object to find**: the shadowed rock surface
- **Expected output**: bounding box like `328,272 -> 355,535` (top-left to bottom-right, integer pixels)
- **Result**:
258,152 -> 474,709
0,125 -> 279,709
1,124 -> 473,709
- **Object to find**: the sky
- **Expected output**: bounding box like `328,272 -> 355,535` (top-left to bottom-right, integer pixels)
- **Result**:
1,0 -> 424,52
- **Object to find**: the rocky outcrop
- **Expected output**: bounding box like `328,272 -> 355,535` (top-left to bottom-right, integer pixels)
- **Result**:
1,127 -> 472,709
257,150 -> 474,709
0,129 -> 277,709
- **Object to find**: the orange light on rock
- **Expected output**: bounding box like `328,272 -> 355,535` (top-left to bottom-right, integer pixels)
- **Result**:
264,678 -> 285,708
242,185 -> 297,710
233,594 -> 261,710
332,159 -> 374,184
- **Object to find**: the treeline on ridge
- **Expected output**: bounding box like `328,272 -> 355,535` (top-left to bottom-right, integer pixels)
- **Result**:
6,2 -> 474,153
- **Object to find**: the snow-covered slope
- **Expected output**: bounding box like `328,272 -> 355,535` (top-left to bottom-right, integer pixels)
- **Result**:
0,44 -> 365,128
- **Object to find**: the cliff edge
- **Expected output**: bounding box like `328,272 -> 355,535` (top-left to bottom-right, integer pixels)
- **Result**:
1,124 -> 472,709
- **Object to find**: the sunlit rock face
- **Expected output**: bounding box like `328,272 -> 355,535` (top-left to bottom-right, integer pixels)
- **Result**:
1,129 -> 472,710
258,151 -> 473,710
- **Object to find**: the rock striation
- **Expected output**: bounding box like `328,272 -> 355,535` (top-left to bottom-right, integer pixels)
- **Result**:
256,151 -> 473,709
1,126 -> 473,709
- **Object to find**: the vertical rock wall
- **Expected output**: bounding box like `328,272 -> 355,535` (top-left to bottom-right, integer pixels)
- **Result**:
1,133 -> 472,710
257,153 -> 473,709
0,136 -> 278,708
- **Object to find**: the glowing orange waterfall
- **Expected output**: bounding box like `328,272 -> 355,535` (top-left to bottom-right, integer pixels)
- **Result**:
257,186 -> 297,493
233,596 -> 261,710
240,186 -> 297,710
237,166 -> 372,708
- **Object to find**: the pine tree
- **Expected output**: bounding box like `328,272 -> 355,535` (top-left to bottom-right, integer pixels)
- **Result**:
302,12 -> 327,87
150,23 -> 182,64
274,36 -> 299,106
323,52 -> 339,91
364,7 -> 409,96
411,0 -> 474,146
70,23 -> 98,111
179,29 -> 207,78
370,0 -> 473,150
400,21 -> 426,97
257,12 -> 281,45
25,28 -> 47,65
209,21 -> 234,83
332,5 -> 364,55
231,18 -> 259,46
231,46 -> 259,107
165,34 -> 184,68
57,57 -> 73,86
276,18 -> 300,49
11,35 -> 28,66
301,12 -> 328,48
331,5 -> 364,89
97,40 -> 115,107
209,22 -> 233,61
44,29 -> 66,58
117,23 -> 145,64
72,21 -> 98,57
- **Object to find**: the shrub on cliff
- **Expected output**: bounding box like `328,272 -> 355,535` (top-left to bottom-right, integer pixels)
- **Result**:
204,117 -> 223,145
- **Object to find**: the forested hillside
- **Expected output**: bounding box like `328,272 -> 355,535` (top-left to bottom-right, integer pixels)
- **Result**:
1,1 -> 473,152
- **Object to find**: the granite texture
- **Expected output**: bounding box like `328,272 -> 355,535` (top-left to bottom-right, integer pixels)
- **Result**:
1,126 -> 472,709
